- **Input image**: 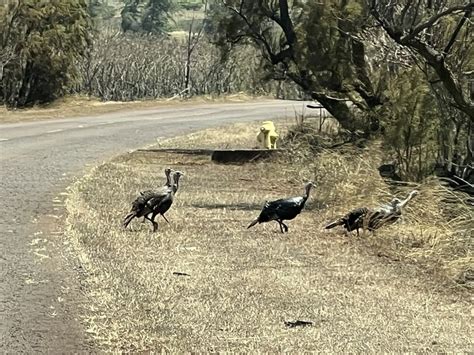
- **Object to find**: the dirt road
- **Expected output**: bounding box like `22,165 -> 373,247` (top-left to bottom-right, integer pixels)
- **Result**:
0,100 -> 307,352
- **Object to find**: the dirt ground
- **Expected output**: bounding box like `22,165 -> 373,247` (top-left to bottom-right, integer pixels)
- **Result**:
65,122 -> 473,352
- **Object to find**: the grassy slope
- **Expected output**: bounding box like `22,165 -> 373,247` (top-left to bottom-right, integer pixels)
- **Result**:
65,121 -> 473,352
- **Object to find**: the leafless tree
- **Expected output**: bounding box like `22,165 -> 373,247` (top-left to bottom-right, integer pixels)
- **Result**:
77,31 -> 301,101
183,1 -> 207,94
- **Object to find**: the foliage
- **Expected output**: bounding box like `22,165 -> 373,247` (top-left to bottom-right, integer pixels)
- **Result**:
121,0 -> 175,33
1,0 -> 471,185
210,0 -> 384,131
0,0 -> 92,107
211,0 -> 472,183
382,68 -> 440,181
369,0 -> 473,185
87,0 -> 116,20
369,0 -> 474,121
178,1 -> 203,11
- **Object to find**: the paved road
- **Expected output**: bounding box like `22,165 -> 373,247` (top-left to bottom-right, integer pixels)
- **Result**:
0,100 -> 308,353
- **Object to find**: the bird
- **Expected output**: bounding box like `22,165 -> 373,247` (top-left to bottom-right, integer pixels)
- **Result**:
122,170 -> 183,231
147,170 -> 184,232
248,181 -> 315,233
367,190 -> 419,230
324,207 -> 369,236
325,190 -> 419,235
140,168 -> 173,223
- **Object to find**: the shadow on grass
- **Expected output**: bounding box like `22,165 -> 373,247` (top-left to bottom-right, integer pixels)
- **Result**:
189,202 -> 263,211
189,200 -> 327,212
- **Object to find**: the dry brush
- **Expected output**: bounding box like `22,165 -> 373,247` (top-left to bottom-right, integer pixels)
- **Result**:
77,32 -> 301,101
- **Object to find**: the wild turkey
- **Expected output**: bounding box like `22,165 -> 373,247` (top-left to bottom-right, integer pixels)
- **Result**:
324,207 -> 369,236
323,204 -> 397,236
248,181 -> 315,233
147,170 -> 184,232
368,190 -> 419,229
140,168 -> 173,223
325,190 -> 419,235
140,167 -> 173,196
123,170 -> 183,231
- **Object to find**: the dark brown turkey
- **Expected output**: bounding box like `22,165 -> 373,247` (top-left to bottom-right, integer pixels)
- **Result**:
123,170 -> 184,232
140,167 -> 173,223
248,181 -> 315,233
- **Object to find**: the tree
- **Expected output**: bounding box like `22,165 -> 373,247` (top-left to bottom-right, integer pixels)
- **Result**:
212,0 -> 384,132
212,0 -> 473,184
369,0 -> 473,185
369,0 -> 473,121
183,1 -> 208,93
382,68 -> 440,181
87,0 -> 116,20
0,0 -> 92,107
121,0 -> 174,34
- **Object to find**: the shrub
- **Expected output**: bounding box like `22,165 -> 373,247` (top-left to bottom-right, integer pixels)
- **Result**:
0,0 -> 92,107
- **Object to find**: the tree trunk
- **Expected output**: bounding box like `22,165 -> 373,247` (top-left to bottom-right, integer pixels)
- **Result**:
313,94 -> 357,131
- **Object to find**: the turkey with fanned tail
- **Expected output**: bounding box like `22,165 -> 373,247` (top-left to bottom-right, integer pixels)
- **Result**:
325,190 -> 419,235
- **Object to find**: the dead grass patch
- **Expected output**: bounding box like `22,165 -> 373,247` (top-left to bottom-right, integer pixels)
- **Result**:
313,145 -> 473,284
65,122 -> 473,352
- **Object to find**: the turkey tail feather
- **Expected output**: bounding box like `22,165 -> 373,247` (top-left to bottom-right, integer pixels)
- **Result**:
325,219 -> 343,229
247,218 -> 259,229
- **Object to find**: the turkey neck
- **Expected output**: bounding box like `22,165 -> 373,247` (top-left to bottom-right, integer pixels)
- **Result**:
172,174 -> 182,194
397,191 -> 417,209
164,169 -> 172,187
302,184 -> 313,204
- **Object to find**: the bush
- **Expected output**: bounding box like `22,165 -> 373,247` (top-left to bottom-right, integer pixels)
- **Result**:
381,68 -> 440,181
0,0 -> 92,107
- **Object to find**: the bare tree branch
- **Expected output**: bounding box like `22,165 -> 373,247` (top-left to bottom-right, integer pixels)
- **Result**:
401,3 -> 474,43
443,8 -> 471,55
370,1 -> 474,121
224,1 -> 278,63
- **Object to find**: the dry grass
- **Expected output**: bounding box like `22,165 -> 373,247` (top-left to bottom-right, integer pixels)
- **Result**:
0,93 -> 263,123
312,145 -> 473,284
65,121 -> 473,352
